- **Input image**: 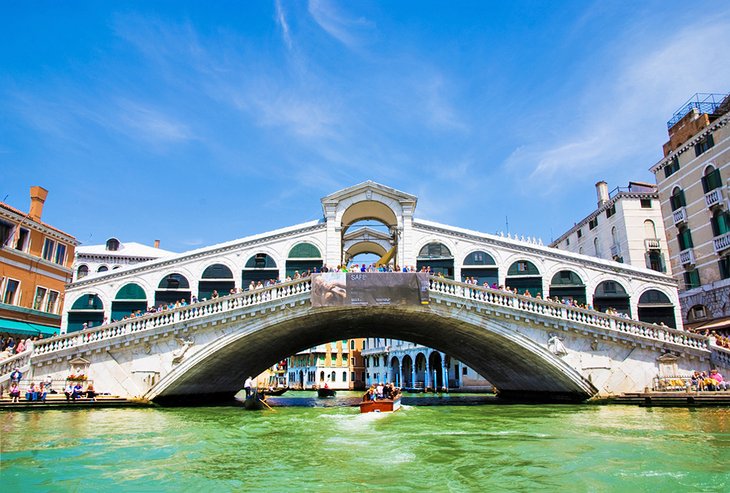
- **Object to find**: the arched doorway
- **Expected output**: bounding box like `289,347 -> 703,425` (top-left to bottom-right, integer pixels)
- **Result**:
286,243 -> 323,277
67,294 -> 104,332
462,251 -> 498,285
401,355 -> 413,388
417,242 -> 454,278
593,280 -> 630,316
389,356 -> 400,386
112,283 -> 148,321
549,271 -> 586,304
155,273 -> 191,306
414,352 -> 427,390
638,290 -> 676,328
506,260 -> 542,296
199,264 -> 234,299
429,352 -> 444,391
242,253 -> 279,286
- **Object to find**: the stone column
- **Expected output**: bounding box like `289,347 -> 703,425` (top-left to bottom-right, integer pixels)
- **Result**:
411,365 -> 416,390
398,361 -> 403,388
442,357 -> 449,392
425,358 -> 431,390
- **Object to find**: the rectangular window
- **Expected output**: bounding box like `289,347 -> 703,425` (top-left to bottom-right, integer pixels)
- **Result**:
462,366 -> 468,376
14,228 -> 30,251
54,243 -> 67,265
684,269 -> 701,290
45,290 -> 59,313
33,286 -> 47,310
606,205 -> 616,218
565,237 -> 570,246
351,372 -> 355,381
695,134 -> 715,157
678,229 -> 694,251
576,229 -> 582,239
3,279 -> 20,304
664,157 -> 680,178
720,256 -> 730,280
589,217 -> 598,230
42,238 -> 55,261
517,261 -> 528,272
640,199 -> 652,209
0,220 -> 14,247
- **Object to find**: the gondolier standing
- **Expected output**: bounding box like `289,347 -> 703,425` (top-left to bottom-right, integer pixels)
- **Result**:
244,376 -> 253,398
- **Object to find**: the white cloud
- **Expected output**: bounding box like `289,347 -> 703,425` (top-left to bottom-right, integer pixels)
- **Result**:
307,0 -> 375,48
275,0 -> 293,50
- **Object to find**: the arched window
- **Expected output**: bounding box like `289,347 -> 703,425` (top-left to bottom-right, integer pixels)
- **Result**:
702,165 -> 722,193
506,260 -> 542,296
594,238 -> 601,257
638,289 -> 676,328
417,242 -> 454,278
644,220 -> 657,239
155,273 -> 192,305
418,242 -> 452,258
105,238 -> 120,251
462,250 -> 498,285
286,243 -> 323,277
67,294 -> 105,333
112,283 -> 148,321
670,187 -> 686,211
201,264 -> 233,279
593,280 -> 630,316
549,270 -> 586,304
711,209 -> 730,237
97,266 -> 108,273
77,265 -> 89,279
611,227 -> 618,246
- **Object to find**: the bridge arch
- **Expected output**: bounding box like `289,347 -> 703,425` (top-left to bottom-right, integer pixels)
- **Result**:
592,279 -> 631,315
339,200 -> 399,236
147,303 -> 596,404
461,250 -> 499,285
112,283 -> 149,321
637,288 -> 677,328
547,269 -> 587,304
505,259 -> 543,297
199,262 -> 235,299
416,241 -> 455,278
242,252 -> 279,286
67,293 -> 105,332
155,272 -> 192,305
286,241 -> 324,276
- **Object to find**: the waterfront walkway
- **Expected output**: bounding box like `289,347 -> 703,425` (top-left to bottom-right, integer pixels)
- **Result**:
0,393 -> 151,410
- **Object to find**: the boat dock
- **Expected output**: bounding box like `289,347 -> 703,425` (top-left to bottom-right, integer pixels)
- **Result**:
0,394 -> 153,411
602,391 -> 730,407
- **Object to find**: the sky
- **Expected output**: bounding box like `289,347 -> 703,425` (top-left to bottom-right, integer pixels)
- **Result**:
2,1 -> 729,253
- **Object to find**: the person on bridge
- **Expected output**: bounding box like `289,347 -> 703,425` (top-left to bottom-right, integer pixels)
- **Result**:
244,376 -> 254,398
10,367 -> 22,384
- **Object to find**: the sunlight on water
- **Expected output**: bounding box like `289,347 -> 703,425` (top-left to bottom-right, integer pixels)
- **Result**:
1,404 -> 729,492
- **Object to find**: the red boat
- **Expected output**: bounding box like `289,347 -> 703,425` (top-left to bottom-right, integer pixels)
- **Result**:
359,396 -> 401,413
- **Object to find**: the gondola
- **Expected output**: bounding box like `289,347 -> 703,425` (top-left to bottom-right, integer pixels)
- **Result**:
263,387 -> 288,397
243,392 -> 267,410
317,387 -> 336,398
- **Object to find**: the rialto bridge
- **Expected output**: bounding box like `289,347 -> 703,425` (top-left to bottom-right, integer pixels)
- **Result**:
2,182 -> 729,403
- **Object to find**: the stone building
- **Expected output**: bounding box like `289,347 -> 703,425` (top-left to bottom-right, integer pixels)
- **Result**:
650,93 -> 730,334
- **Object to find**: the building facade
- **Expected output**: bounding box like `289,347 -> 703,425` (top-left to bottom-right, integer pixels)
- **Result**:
362,338 -> 492,391
551,181 -> 670,275
0,186 -> 78,337
74,238 -> 173,281
650,93 -> 730,332
287,338 -> 365,390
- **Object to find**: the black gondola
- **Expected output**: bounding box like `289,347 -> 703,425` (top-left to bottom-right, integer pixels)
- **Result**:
263,387 -> 288,396
243,391 -> 266,410
317,387 -> 336,398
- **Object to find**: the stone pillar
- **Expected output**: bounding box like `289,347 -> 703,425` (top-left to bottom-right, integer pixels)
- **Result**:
322,201 -> 340,268
398,361 -> 403,388
411,365 -> 416,390
425,358 -> 431,390
442,357 -> 449,392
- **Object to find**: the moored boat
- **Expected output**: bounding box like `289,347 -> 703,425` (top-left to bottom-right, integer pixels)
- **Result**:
359,396 -> 401,413
263,387 -> 288,396
317,387 -> 336,398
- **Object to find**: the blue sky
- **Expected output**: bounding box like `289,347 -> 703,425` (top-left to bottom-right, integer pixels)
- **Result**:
2,1 -> 729,252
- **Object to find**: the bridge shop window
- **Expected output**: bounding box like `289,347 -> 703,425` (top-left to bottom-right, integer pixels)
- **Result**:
461,251 -> 498,285
548,270 -> 586,305
243,253 -> 279,285
155,273 -> 191,305
417,242 -> 454,279
199,263 -> 234,299
286,243 -> 323,277
637,289 -> 676,328
592,280 -> 630,317
505,260 -> 542,297
112,283 -> 148,321
67,294 -> 105,333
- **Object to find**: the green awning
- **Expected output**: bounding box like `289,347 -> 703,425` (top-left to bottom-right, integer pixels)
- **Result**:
0,319 -> 59,337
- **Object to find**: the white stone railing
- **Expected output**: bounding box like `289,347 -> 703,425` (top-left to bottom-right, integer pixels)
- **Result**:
679,248 -> 695,266
710,341 -> 730,368
31,278 -> 313,358
704,187 -> 724,208
25,275 -> 716,366
672,207 -> 687,226
713,231 -> 730,254
0,350 -> 33,386
428,277 -> 711,352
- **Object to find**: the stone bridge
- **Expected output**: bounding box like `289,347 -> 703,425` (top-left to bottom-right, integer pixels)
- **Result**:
3,276 -> 727,404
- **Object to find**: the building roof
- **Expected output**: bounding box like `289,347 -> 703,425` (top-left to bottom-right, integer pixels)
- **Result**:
76,241 -> 174,259
0,201 -> 78,244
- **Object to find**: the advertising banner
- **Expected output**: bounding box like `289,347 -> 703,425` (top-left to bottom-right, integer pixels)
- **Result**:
311,272 -> 430,307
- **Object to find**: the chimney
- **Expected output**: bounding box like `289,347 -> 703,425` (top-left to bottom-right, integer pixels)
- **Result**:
595,181 -> 609,208
154,239 -> 160,249
29,186 -> 49,222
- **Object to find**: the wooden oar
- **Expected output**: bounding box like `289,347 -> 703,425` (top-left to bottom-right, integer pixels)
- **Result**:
259,397 -> 275,411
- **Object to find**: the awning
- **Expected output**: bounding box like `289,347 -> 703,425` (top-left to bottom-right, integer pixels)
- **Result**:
686,316 -> 730,333
0,319 -> 59,337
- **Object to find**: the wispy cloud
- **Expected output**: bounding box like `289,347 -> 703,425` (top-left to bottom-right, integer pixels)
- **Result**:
116,100 -> 193,143
307,0 -> 376,48
275,0 -> 293,50
504,15 -> 730,194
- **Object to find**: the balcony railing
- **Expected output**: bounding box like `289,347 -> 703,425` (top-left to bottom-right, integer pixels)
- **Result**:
713,232 -> 730,254
705,188 -> 725,209
610,244 -> 621,257
672,207 -> 687,226
679,248 -> 695,266
644,238 -> 661,250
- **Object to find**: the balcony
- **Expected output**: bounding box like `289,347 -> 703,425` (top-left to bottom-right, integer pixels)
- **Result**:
644,238 -> 661,250
610,244 -> 621,258
714,232 -> 730,254
679,248 -> 695,266
705,187 -> 725,209
672,207 -> 687,226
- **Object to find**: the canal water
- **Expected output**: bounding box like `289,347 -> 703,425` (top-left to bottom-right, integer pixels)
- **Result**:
2,392 -> 728,492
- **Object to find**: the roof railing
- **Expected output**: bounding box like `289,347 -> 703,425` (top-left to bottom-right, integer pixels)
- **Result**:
667,93 -> 729,129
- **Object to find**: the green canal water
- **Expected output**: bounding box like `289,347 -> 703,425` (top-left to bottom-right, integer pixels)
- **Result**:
1,393 -> 728,492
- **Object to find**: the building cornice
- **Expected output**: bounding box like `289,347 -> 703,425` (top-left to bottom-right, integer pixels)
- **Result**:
650,113 -> 730,174
68,221 -> 327,289
0,205 -> 79,245
412,220 -> 676,286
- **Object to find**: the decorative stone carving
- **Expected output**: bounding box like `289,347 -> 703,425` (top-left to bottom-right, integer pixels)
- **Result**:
547,333 -> 568,356
172,337 -> 195,365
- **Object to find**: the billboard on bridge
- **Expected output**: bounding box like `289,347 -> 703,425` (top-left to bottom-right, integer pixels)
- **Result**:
311,272 -> 430,307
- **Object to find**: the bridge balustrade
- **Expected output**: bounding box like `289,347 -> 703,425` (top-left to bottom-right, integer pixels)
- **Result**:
8,275 -> 718,372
